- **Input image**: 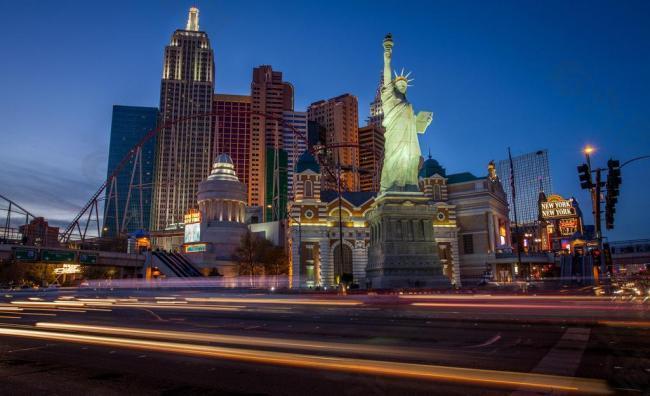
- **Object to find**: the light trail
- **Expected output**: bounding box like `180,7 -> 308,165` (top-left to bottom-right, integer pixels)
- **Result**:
598,321 -> 650,328
183,297 -> 363,306
0,326 -> 610,394
411,302 -> 647,311
35,322 -> 446,360
399,294 -> 613,301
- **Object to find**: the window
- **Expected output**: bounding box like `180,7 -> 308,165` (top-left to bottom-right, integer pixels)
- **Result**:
462,234 -> 474,254
304,180 -> 313,198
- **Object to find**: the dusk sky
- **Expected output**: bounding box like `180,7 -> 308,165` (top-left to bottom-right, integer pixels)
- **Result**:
0,0 -> 648,241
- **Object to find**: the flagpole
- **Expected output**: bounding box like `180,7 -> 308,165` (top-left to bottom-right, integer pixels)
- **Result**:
508,147 -> 523,280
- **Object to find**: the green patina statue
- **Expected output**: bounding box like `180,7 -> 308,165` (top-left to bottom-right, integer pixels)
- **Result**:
380,33 -> 433,192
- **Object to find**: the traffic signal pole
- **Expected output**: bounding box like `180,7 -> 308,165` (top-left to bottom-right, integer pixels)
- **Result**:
594,168 -> 605,275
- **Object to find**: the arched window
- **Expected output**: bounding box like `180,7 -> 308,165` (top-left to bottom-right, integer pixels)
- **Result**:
304,180 -> 313,198
433,184 -> 442,201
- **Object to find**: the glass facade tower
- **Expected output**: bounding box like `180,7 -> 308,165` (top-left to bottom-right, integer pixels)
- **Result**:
496,149 -> 553,225
103,105 -> 159,237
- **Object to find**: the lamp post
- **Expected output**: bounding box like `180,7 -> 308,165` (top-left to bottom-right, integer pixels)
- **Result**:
583,145 -> 604,279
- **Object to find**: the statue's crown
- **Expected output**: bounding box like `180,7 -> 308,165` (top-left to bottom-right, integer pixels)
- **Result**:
393,68 -> 414,85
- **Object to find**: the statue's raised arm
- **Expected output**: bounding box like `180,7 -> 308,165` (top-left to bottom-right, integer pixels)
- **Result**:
378,33 -> 432,193
383,33 -> 393,87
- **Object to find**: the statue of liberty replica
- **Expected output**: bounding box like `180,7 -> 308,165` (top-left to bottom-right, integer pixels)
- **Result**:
380,33 -> 433,192
365,34 -> 447,289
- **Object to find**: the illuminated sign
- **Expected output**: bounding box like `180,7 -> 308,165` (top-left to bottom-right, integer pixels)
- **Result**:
540,195 -> 577,220
559,218 -> 579,236
54,264 -> 81,275
185,243 -> 207,253
184,210 -> 201,224
184,222 -> 200,243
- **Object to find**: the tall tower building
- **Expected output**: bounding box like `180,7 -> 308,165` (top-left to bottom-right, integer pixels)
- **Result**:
249,65 -> 294,216
307,94 -> 360,191
496,149 -> 553,225
367,72 -> 384,128
212,94 -> 251,197
152,7 -> 215,231
357,125 -> 384,192
282,111 -> 308,199
104,105 -> 159,237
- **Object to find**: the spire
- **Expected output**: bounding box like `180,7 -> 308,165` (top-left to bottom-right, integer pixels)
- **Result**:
186,7 -> 199,31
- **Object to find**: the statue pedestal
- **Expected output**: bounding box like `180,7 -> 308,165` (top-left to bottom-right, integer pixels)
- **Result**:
365,192 -> 449,289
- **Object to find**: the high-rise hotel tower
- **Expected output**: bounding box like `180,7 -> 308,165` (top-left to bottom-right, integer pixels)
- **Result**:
151,8 -> 215,231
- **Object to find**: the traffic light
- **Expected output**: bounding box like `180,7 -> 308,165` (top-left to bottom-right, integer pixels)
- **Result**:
605,158 -> 622,230
577,163 -> 592,190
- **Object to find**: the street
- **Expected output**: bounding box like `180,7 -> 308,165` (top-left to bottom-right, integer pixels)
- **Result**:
0,289 -> 647,395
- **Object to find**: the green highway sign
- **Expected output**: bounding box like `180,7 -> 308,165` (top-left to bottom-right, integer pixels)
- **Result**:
79,253 -> 98,264
41,250 -> 76,263
14,248 -> 38,262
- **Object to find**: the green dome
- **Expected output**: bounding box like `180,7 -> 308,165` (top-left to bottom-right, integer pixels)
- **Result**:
295,150 -> 320,173
419,156 -> 446,178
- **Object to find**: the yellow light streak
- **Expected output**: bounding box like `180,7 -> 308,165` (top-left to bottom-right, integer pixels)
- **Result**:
35,322 -> 438,360
598,321 -> 650,328
183,297 -> 362,306
0,326 -> 610,394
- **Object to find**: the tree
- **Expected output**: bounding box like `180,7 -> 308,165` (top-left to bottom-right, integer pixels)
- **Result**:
233,231 -> 289,287
232,230 -> 263,286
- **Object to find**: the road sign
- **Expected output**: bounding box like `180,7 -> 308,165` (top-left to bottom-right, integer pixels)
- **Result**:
41,250 -> 76,263
14,248 -> 38,262
79,253 -> 98,264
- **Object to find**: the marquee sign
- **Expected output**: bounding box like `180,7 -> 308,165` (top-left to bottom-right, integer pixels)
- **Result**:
184,210 -> 201,224
558,218 -> 579,236
540,195 -> 577,220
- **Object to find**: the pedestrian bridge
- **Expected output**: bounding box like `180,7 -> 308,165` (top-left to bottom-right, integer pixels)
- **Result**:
0,243 -> 145,268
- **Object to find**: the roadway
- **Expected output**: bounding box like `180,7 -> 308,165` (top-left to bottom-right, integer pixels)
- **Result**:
0,288 -> 647,395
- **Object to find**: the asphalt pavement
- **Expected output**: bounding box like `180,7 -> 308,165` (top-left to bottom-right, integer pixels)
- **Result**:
0,288 -> 646,395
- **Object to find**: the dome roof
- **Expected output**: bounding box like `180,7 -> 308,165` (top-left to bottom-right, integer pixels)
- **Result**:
295,150 -> 320,173
207,153 -> 239,181
419,155 -> 446,178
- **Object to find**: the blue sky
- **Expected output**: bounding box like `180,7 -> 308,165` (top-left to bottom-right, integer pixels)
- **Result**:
0,0 -> 648,240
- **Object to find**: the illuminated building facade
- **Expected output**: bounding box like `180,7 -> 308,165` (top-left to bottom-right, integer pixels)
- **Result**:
103,105 -> 158,236
358,125 -> 384,192
249,65 -> 294,216
282,111 -> 308,199
183,154 -> 248,276
496,149 -> 552,225
152,7 -> 215,232
288,154 -> 512,288
212,94 -> 251,198
308,94 -> 360,191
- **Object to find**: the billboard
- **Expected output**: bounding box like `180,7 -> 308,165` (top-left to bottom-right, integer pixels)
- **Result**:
184,223 -> 200,243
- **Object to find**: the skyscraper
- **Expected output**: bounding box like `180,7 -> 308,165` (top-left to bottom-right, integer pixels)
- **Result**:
212,94 -> 251,197
496,149 -> 553,225
307,94 -> 360,191
282,111 -> 308,198
367,72 -> 384,128
151,7 -> 214,231
249,65 -> 294,216
357,125 -> 384,192
104,105 -> 158,237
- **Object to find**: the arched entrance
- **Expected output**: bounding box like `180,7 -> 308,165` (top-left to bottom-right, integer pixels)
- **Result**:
333,243 -> 353,284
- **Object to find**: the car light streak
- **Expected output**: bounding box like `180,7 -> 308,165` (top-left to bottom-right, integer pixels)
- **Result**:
411,302 -> 646,311
598,321 -> 650,328
0,326 -> 610,394
183,297 -> 363,306
35,322 -> 445,360
400,295 -> 611,301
